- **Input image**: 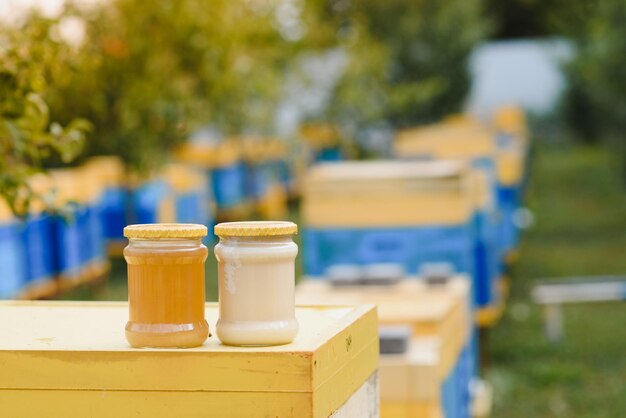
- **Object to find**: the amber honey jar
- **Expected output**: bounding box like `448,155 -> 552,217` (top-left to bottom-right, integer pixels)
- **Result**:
123,223 -> 209,348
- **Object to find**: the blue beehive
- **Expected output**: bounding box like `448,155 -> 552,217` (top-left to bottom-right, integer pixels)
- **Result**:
82,157 -> 128,253
21,212 -> 56,293
299,123 -> 345,163
297,274 -> 477,418
175,137 -> 249,219
163,163 -> 215,238
130,179 -> 175,225
467,159 -> 501,308
242,137 -> 289,219
18,174 -> 57,298
393,118 -> 522,287
49,170 -> 90,287
492,115 -> 527,262
0,200 -> 25,299
302,160 -> 487,305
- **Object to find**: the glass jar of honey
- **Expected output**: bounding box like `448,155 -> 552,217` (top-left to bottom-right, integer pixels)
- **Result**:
123,223 -> 209,348
214,221 -> 299,346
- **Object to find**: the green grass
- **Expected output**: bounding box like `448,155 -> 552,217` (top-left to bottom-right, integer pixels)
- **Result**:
59,143 -> 626,417
488,143 -> 626,418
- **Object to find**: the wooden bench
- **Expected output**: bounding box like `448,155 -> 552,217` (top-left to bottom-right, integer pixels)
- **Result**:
531,277 -> 626,341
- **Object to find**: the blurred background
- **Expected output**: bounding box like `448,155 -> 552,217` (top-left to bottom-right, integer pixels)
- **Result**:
1,0 -> 625,417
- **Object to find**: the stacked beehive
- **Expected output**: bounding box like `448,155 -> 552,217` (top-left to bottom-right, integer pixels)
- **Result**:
491,106 -> 530,263
0,301 -> 380,418
299,123 -> 345,163
82,156 -> 128,255
0,164 -> 114,299
394,110 -> 528,265
162,163 -> 214,229
301,160 -> 489,305
0,200 -> 25,299
175,138 -> 251,220
297,274 -> 481,418
393,109 -> 530,325
240,137 -> 289,220
16,174 -> 57,299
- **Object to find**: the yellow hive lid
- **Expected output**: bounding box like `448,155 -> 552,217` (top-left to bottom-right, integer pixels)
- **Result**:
0,301 -> 378,418
124,223 -> 208,239
82,156 -> 125,188
77,165 -> 106,204
26,173 -> 53,214
239,136 -> 269,163
302,160 -> 475,227
241,137 -> 288,163
394,123 -> 495,159
49,169 -> 86,205
0,198 -> 15,222
442,113 -> 485,129
496,152 -> 524,186
214,140 -> 241,167
174,142 -> 218,168
307,160 -> 467,183
214,221 -> 297,237
492,105 -> 527,136
163,163 -> 205,193
299,123 -> 341,149
268,138 -> 288,160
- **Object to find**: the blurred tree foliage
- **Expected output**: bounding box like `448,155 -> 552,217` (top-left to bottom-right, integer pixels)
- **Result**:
47,0 -> 295,173
486,0 -> 562,39
369,0 -> 489,126
4,0 -> 491,187
310,0 -> 490,129
0,17 -> 89,215
552,1 -> 626,143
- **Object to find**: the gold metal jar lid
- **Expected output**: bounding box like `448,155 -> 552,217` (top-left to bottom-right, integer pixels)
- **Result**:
214,221 -> 298,237
124,223 -> 208,239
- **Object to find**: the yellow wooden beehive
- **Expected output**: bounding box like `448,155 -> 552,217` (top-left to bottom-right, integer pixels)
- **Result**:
297,277 -> 470,372
0,198 -> 15,223
379,338 -> 449,418
49,168 -> 86,206
492,105 -> 528,140
303,160 -> 475,228
394,122 -> 494,160
394,120 -> 525,187
257,182 -> 288,219
299,123 -> 342,150
238,136 -> 289,219
466,168 -> 494,213
0,301 -> 379,418
162,163 -> 206,194
82,156 -> 126,190
125,171 -> 176,226
174,142 -> 218,168
77,166 -> 107,207
296,276 -> 472,418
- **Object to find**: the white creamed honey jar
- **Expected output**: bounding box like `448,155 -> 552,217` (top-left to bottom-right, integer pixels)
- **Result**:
214,221 -> 299,346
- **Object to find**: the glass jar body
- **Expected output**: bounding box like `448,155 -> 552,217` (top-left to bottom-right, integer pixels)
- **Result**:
124,238 -> 209,348
214,235 -> 298,346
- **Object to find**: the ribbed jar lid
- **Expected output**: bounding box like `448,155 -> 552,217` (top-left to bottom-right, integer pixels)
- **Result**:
214,221 -> 297,237
124,223 -> 207,239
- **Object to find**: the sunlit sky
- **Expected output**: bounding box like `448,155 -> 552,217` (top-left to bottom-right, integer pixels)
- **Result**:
0,0 -> 102,22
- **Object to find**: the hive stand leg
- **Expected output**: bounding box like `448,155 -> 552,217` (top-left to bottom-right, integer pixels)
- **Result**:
545,304 -> 563,342
479,327 -> 490,370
